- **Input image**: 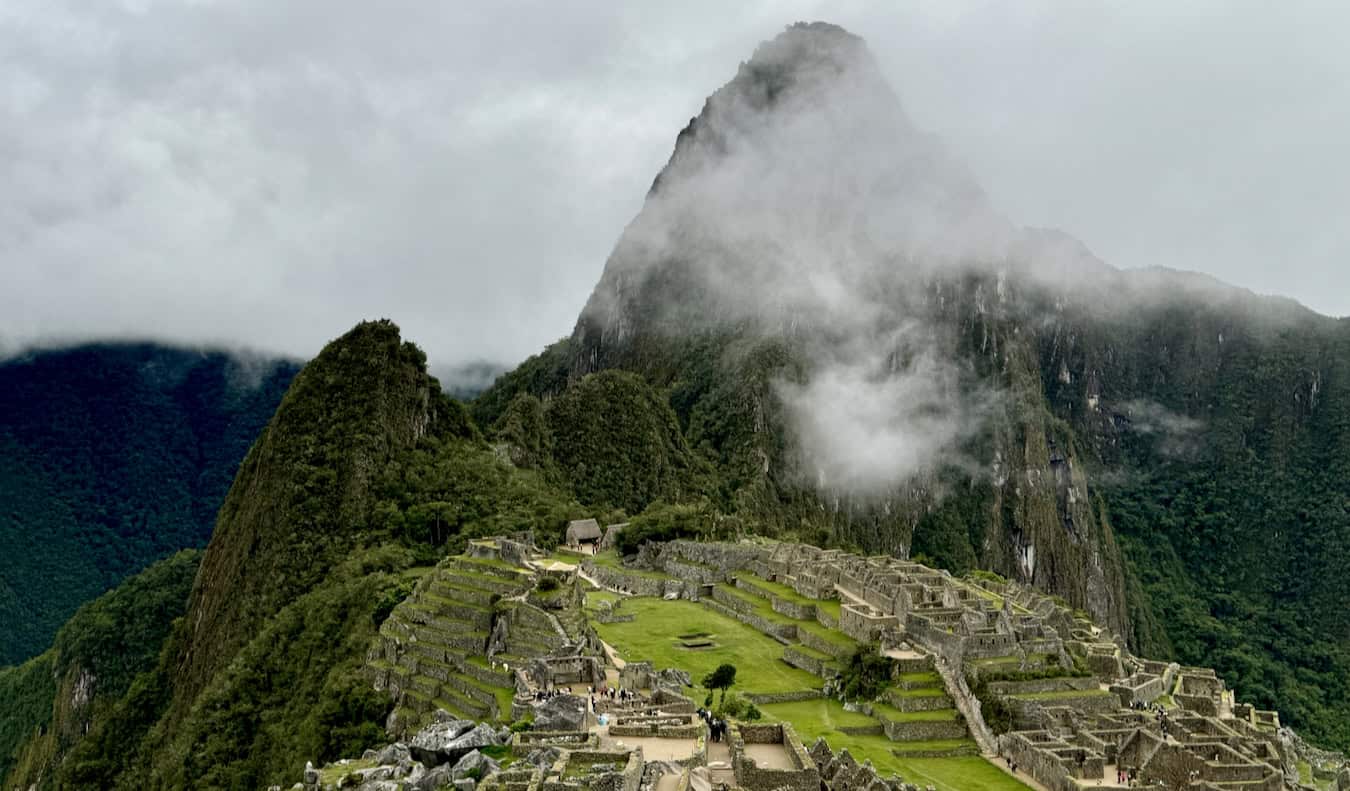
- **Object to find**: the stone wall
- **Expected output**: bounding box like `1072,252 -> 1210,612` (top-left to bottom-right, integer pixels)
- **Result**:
581,561 -> 688,599
730,723 -> 819,791
1109,672 -> 1166,706
662,541 -> 768,575
744,689 -> 823,705
838,603 -> 897,643
871,708 -> 967,741
608,713 -> 703,739
796,627 -> 849,659
988,677 -> 1099,696
998,733 -> 1085,791
781,645 -> 831,678
706,591 -> 797,642
512,731 -> 599,753
1006,692 -> 1121,729
542,749 -> 642,791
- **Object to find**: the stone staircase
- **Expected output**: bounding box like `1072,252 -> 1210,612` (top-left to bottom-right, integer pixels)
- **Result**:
365,555 -> 531,734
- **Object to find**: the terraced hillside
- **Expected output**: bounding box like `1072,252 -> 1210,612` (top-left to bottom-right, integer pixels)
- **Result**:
366,549 -> 532,733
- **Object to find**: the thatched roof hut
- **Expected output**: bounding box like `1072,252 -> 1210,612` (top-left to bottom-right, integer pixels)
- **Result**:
565,518 -> 603,546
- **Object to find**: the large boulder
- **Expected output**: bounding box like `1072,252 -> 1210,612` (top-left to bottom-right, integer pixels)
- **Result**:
522,746 -> 563,771
452,749 -> 501,781
657,668 -> 691,688
407,718 -> 479,766
532,694 -> 588,731
413,765 -> 454,791
375,742 -> 411,765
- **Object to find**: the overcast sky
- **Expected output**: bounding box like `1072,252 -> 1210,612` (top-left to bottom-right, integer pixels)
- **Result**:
3,1 -> 1347,370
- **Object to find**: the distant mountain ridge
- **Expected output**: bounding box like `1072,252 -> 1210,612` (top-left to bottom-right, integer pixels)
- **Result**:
0,342 -> 297,664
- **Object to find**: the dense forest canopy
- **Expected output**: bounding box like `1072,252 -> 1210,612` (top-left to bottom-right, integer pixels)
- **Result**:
0,344 -> 297,665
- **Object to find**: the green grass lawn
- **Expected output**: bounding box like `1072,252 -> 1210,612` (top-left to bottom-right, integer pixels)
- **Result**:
759,698 -> 879,731
585,590 -> 621,608
891,757 -> 1035,791
871,703 -> 958,722
589,597 -> 821,694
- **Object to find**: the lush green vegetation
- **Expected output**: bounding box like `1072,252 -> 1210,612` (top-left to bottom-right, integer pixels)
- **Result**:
0,654 -> 55,782
614,500 -> 729,556
371,435 -> 587,551
1073,304 -> 1350,750
3,322 -> 594,790
0,344 -> 296,665
546,370 -> 706,514
0,550 -> 200,788
142,546 -> 419,790
838,643 -> 892,702
50,550 -> 201,703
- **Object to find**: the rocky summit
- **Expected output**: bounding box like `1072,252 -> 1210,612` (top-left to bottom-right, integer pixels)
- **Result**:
3,19 -> 1350,791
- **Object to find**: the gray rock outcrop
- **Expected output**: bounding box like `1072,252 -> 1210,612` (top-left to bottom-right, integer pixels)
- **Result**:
408,718 -> 490,767
532,694 -> 587,731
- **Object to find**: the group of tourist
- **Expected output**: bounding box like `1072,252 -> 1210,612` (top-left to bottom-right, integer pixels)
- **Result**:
529,688 -> 566,703
1126,700 -> 1176,739
1115,766 -> 1134,784
697,708 -> 728,742
586,683 -> 636,711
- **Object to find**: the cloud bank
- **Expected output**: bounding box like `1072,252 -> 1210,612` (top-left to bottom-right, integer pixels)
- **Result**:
4,1 -> 1349,376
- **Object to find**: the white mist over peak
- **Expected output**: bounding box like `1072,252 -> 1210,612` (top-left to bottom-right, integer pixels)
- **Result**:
579,23 -> 1026,495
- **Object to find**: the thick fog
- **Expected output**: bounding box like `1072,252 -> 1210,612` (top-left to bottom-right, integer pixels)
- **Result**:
3,1 -> 1348,376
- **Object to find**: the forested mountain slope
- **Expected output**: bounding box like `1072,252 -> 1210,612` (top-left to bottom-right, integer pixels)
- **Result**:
0,344 -> 296,664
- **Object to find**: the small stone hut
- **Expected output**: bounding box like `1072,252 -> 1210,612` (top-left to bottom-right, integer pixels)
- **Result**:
565,519 -> 603,549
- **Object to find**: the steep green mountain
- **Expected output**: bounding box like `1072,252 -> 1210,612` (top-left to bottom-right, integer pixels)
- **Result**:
164,320 -> 476,724
0,344 -> 297,664
479,23 -> 1350,748
0,319 -> 593,790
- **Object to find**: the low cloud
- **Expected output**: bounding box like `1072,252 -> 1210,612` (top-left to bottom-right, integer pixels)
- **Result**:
777,326 -> 992,495
1119,399 -> 1205,458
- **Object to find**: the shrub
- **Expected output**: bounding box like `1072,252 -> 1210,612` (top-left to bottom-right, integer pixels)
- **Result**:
839,644 -> 891,702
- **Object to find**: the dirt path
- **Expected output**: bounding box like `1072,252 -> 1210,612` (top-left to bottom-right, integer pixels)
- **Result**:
706,741 -> 734,785
989,756 -> 1054,791
598,639 -> 626,670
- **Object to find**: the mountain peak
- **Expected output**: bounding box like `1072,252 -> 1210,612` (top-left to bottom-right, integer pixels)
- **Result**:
733,21 -> 873,103
583,22 -> 1001,352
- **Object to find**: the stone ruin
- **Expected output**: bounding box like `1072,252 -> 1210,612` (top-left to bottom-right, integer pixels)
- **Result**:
337,534 -> 1347,791
728,722 -> 819,791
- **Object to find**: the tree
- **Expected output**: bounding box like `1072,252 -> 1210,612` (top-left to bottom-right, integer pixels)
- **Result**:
702,663 -> 737,707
